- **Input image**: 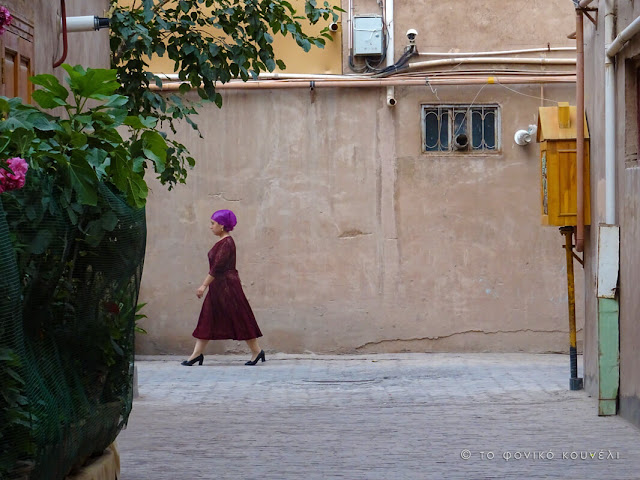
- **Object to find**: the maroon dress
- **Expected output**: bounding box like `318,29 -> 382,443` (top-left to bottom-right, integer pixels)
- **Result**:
192,236 -> 262,340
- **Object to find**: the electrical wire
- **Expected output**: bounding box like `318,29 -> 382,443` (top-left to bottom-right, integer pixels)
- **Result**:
494,78 -> 563,104
452,82 -> 490,137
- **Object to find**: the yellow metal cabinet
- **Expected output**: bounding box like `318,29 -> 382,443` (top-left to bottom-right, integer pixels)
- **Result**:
537,103 -> 591,227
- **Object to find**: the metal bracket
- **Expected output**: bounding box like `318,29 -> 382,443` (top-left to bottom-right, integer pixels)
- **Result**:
581,7 -> 598,26
572,251 -> 584,266
583,10 -> 597,26
309,80 -> 316,104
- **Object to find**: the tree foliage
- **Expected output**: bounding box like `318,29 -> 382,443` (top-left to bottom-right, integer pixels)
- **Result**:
1,65 -> 166,211
110,0 -> 341,188
0,65 -> 152,478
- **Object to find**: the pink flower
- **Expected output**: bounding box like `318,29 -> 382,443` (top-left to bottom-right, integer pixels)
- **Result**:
0,157 -> 28,193
0,7 -> 12,35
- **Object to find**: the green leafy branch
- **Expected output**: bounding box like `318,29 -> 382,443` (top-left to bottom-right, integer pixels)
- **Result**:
0,65 -> 172,211
110,0 -> 342,187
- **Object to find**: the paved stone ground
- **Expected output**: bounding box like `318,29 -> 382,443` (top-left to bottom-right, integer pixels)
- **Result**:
116,353 -> 640,480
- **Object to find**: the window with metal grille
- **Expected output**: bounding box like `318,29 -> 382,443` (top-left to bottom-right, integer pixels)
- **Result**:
421,104 -> 500,153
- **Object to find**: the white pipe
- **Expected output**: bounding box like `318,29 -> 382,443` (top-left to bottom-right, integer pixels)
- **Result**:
607,15 -> 640,57
418,47 -> 576,57
604,2 -> 616,224
385,0 -> 395,106
579,0 -> 596,7
65,16 -> 109,33
348,0 -> 353,55
407,57 -> 576,70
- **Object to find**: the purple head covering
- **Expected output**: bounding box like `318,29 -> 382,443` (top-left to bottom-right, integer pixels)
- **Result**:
211,209 -> 237,232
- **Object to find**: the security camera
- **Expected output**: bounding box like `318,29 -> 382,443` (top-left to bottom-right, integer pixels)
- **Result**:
406,28 -> 418,44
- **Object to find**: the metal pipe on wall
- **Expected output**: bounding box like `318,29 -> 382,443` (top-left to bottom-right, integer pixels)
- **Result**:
607,15 -> 640,57
153,75 -> 576,92
385,0 -> 395,106
604,2 -> 616,225
157,70 -> 573,82
53,0 -> 68,68
418,47 -> 576,57
576,7 -> 585,252
158,73 -> 371,81
407,57 -> 576,70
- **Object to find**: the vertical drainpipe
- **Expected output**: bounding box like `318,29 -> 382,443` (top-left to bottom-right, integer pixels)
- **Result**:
385,0 -> 395,106
597,0 -> 620,417
576,8 -> 585,253
604,3 -> 616,225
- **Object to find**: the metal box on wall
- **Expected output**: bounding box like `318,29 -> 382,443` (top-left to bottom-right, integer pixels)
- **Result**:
353,15 -> 383,56
536,103 -> 591,227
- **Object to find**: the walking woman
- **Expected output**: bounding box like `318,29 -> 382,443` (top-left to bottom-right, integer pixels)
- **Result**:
181,209 -> 265,366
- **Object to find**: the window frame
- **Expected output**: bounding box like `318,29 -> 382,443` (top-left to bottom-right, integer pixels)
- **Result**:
0,13 -> 34,103
623,57 -> 640,167
421,103 -> 501,155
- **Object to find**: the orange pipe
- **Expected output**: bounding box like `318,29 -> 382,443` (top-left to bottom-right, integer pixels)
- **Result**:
152,75 -> 576,92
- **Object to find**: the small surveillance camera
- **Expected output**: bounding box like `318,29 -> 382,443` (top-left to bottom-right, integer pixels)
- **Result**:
406,28 -> 418,44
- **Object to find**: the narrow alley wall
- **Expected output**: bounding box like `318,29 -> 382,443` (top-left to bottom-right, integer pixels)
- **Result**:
582,0 -> 640,427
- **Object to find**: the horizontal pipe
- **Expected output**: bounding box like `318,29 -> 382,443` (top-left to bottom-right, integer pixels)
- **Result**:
579,0 -> 596,7
65,16 -> 110,32
152,75 -> 576,92
407,57 -> 576,71
156,72 -> 372,81
166,70 -> 574,79
606,15 -> 640,58
156,69 -> 574,83
417,47 -> 576,57
422,69 -> 577,77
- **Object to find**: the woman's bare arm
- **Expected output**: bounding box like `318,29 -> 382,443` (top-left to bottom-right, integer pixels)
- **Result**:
196,274 -> 214,298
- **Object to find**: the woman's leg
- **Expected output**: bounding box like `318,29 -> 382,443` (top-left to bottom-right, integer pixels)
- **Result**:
189,338 -> 209,360
245,338 -> 261,360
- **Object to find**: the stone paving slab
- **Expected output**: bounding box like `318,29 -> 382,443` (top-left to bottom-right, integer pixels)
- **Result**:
116,353 -> 640,480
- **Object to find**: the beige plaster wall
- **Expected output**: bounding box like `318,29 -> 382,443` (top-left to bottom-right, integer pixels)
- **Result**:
137,85 -> 582,355
136,0 -> 583,355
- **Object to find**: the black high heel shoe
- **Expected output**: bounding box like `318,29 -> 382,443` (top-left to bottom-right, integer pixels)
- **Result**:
245,350 -> 265,366
181,354 -> 204,366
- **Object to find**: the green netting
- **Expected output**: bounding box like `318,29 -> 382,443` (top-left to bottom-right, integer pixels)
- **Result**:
0,175 -> 145,479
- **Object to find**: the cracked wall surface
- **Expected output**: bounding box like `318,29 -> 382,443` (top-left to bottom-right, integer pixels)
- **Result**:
135,0 -> 583,355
